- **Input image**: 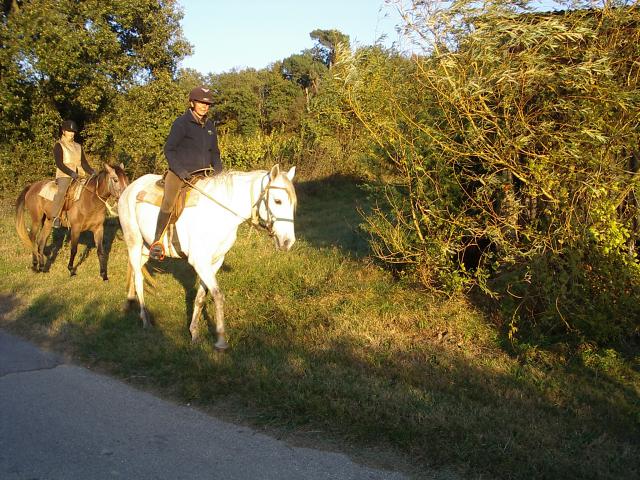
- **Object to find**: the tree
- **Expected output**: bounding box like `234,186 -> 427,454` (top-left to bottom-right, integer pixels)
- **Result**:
0,0 -> 191,191
309,28 -> 350,68
280,52 -> 327,106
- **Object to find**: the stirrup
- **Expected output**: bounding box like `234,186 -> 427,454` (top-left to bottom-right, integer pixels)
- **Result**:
52,217 -> 62,228
149,241 -> 165,261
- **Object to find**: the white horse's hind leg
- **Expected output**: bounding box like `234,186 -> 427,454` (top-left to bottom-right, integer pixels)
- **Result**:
125,248 -> 151,329
134,254 -> 152,328
193,259 -> 227,350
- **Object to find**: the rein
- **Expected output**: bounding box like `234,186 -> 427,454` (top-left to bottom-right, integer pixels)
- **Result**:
183,172 -> 292,233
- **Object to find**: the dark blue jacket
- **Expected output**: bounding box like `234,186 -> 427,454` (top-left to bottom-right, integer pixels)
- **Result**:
164,109 -> 222,179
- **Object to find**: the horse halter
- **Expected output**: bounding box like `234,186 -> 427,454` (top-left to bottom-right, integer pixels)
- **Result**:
252,174 -> 295,234
106,169 -> 125,199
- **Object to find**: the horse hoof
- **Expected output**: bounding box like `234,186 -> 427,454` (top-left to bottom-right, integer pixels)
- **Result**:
123,299 -> 136,311
214,339 -> 229,351
102,275 -> 109,281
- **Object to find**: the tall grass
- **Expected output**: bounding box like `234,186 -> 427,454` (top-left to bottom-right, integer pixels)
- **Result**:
0,176 -> 638,480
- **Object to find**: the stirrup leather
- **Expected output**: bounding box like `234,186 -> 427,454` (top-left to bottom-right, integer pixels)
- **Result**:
149,241 -> 165,261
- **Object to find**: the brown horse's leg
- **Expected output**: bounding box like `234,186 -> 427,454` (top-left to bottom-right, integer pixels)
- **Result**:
30,217 -> 43,272
93,225 -> 108,281
27,200 -> 45,271
35,218 -> 53,272
67,226 -> 81,276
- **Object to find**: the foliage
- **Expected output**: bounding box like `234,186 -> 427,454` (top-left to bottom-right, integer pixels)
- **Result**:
0,0 -> 191,191
86,70 -> 203,178
309,28 -> 350,67
280,51 -> 327,106
210,67 -> 305,137
218,131 -> 302,171
339,0 -> 640,343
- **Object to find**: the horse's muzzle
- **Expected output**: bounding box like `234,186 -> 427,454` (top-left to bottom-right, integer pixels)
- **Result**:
275,236 -> 295,252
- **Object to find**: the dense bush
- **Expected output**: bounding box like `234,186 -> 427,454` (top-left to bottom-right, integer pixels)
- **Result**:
336,0 -> 640,342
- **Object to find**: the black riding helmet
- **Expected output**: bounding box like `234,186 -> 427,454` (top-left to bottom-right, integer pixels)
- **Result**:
188,86 -> 214,105
61,120 -> 78,132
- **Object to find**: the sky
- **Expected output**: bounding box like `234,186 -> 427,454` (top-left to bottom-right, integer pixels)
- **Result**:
176,0 -> 409,75
176,0 -> 565,75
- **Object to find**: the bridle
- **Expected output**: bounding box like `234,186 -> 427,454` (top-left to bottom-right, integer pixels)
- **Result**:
250,173 -> 295,234
80,169 -> 125,215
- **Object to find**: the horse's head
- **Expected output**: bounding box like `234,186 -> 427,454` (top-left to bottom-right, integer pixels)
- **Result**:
257,164 -> 297,251
104,163 -> 130,200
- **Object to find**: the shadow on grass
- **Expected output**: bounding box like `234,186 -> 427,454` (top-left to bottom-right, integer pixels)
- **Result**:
295,175 -> 371,258
5,288 -> 637,480
143,257 -> 232,338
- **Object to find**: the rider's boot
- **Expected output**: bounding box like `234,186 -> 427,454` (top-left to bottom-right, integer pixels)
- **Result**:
149,210 -> 171,261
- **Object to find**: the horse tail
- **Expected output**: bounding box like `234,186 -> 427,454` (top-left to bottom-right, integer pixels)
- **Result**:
15,185 -> 33,249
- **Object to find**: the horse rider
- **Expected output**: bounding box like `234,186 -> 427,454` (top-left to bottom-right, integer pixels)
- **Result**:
149,85 -> 223,260
51,119 -> 95,228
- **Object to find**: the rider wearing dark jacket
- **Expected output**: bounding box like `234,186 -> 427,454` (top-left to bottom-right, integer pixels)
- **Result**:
149,86 -> 223,260
164,107 -> 222,180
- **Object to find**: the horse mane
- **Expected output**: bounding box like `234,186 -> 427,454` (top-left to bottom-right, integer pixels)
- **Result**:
204,169 -> 297,209
88,164 -> 127,190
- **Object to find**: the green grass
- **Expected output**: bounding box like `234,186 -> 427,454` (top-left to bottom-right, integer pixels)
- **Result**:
1,176 -> 639,480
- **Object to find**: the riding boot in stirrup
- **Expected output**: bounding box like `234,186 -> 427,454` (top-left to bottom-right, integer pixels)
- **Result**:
149,210 -> 171,261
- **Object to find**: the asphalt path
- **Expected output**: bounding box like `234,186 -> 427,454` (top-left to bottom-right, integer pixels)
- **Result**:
0,329 -> 410,480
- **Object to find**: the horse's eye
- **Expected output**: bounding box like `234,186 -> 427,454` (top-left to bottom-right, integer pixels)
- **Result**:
274,199 -> 282,205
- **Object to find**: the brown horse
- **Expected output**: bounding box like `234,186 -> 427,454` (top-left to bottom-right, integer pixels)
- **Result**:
15,164 -> 129,280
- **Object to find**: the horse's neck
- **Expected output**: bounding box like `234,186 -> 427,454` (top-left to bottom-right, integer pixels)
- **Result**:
92,172 -> 109,198
204,171 -> 267,222
80,172 -> 107,207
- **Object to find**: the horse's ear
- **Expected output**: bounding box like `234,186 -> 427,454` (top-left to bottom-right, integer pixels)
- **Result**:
119,163 -> 125,171
269,164 -> 280,178
286,166 -> 296,181
104,163 -> 114,173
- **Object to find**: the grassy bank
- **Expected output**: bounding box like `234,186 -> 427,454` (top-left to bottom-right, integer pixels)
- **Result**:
1,176 -> 638,480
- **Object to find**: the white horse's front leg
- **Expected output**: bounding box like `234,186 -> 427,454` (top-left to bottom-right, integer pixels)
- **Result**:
190,281 -> 208,343
193,258 -> 227,350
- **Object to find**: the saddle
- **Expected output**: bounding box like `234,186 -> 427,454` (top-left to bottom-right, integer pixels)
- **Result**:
135,172 -> 203,223
38,178 -> 86,204
137,171 -> 209,259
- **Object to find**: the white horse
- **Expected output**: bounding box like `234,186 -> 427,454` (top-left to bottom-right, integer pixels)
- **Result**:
118,164 -> 297,349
